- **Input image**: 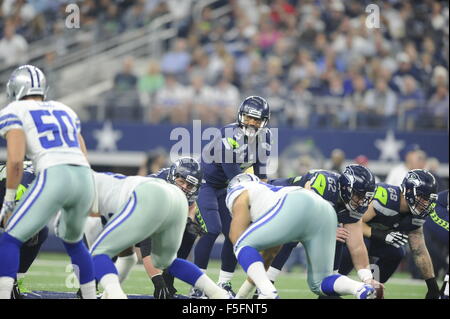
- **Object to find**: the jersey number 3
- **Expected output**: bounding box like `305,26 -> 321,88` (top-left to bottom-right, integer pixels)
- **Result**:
30,110 -> 79,149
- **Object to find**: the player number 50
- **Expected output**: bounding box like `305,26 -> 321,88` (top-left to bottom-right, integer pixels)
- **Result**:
30,110 -> 79,149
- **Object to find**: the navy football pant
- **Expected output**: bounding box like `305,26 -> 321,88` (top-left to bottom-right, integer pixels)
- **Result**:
194,184 -> 237,272
338,237 -> 406,283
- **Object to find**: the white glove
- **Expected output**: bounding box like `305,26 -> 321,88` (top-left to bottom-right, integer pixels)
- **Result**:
385,232 -> 408,248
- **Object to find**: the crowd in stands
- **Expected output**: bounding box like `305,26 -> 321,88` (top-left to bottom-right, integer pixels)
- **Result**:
0,0 -> 448,131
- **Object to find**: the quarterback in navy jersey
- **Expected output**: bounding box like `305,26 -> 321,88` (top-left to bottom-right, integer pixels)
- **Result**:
267,165 -> 381,292
339,169 -> 441,298
0,162 -> 48,299
191,96 -> 272,298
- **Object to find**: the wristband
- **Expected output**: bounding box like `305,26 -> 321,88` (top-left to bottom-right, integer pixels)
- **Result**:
5,189 -> 16,202
357,269 -> 373,282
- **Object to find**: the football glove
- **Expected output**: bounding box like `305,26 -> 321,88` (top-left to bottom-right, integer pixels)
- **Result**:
0,200 -> 15,224
371,229 -> 408,248
151,274 -> 173,299
186,217 -> 206,237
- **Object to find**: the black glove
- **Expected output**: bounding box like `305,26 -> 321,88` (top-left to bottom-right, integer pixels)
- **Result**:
186,217 -> 206,237
425,278 -> 440,299
151,274 -> 173,299
371,229 -> 408,248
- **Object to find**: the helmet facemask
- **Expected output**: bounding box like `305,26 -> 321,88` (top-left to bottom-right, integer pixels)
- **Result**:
404,187 -> 438,218
238,112 -> 268,138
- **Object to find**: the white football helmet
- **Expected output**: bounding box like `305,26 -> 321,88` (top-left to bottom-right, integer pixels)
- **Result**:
6,65 -> 47,101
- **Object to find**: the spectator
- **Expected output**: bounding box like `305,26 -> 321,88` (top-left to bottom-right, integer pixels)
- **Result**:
186,73 -> 216,125
345,74 -> 369,128
264,78 -> 289,126
0,21 -> 28,67
122,1 -> 146,30
426,157 -> 448,192
364,77 -> 398,129
328,148 -> 346,173
211,75 -> 240,125
151,73 -> 190,124
287,80 -> 313,128
138,59 -> 165,99
161,38 -> 191,76
114,56 -> 138,92
385,144 -> 427,186
397,75 -> 425,130
426,84 -> 449,130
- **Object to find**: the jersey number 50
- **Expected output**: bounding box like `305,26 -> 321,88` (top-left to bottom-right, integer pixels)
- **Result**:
30,110 -> 79,149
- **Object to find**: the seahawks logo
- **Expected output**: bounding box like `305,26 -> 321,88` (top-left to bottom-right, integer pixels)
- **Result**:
406,172 -> 421,187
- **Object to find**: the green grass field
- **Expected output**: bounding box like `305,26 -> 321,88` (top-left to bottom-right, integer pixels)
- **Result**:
23,252 -> 431,299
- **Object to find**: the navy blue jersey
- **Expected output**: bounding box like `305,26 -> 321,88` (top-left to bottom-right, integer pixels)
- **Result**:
424,190 -> 448,243
270,170 -> 359,224
202,123 -> 272,189
369,183 -> 426,232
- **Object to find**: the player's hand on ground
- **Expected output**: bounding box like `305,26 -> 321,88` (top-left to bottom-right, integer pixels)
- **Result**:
151,274 -> 173,299
0,200 -> 15,225
336,225 -> 350,243
372,229 -> 408,248
186,217 -> 206,237
364,279 -> 385,298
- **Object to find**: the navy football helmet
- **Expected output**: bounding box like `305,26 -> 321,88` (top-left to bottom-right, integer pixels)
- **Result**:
339,164 -> 376,215
237,96 -> 270,137
401,169 -> 438,218
168,157 -> 202,200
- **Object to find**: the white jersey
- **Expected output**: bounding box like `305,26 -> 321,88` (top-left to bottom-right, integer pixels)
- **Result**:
226,181 -> 303,221
0,100 -> 89,172
91,172 -> 156,222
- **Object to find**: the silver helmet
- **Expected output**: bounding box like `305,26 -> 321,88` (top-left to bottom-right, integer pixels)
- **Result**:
6,65 -> 47,101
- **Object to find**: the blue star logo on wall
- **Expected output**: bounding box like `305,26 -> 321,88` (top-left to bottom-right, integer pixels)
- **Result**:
375,130 -> 405,161
93,121 -> 122,152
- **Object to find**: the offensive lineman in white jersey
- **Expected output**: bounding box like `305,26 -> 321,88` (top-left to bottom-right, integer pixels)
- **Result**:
226,173 -> 377,299
78,171 -> 229,299
0,65 -> 96,299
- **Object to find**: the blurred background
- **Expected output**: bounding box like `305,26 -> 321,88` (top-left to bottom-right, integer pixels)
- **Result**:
0,0 -> 448,280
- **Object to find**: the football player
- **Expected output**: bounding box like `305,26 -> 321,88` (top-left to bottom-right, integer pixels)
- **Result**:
0,65 -> 96,299
190,96 -> 272,298
339,169 -> 441,298
138,157 -> 206,299
425,189 -> 448,299
81,157 -> 205,299
79,169 -> 229,299
265,165 -> 382,294
0,162 -> 47,298
227,173 -> 377,299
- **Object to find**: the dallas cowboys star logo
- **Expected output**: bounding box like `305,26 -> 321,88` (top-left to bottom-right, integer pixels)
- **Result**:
93,121 -> 122,152
375,130 -> 405,161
